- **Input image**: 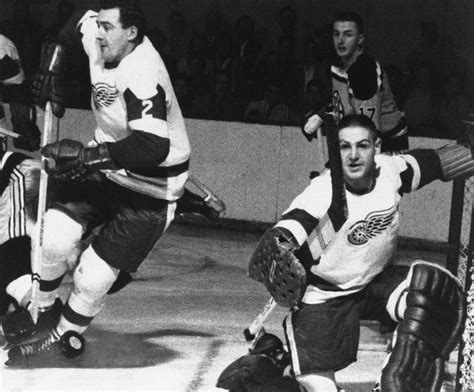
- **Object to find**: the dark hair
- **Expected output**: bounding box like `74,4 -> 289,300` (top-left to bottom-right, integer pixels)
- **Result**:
337,114 -> 378,139
333,11 -> 364,35
100,0 -> 147,43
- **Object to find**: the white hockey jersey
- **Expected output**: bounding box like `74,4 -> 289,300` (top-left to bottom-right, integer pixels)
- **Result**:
276,153 -> 433,304
79,12 -> 191,201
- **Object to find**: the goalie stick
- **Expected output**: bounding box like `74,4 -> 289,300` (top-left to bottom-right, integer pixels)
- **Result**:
244,105 -> 348,342
29,101 -> 53,324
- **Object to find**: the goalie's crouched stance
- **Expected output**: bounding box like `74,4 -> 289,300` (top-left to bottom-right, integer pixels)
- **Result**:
377,261 -> 465,391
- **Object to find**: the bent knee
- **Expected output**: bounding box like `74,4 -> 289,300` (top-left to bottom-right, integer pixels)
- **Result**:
41,209 -> 84,264
74,246 -> 119,299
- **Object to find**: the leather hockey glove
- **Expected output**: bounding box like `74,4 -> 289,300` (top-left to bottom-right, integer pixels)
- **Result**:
32,42 -> 67,118
41,139 -> 120,182
10,104 -> 41,152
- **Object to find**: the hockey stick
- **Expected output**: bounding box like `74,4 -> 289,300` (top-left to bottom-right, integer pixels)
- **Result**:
0,127 -> 20,139
243,109 -> 347,342
30,101 -> 53,324
188,175 -> 226,213
244,296 -> 277,341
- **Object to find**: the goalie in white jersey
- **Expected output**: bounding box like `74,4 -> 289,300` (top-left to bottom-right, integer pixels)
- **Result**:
4,1 -> 191,363
220,115 -> 468,392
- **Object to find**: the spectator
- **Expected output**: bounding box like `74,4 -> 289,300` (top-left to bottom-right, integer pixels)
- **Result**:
172,72 -> 193,117
230,14 -> 262,106
244,79 -> 295,125
176,31 -> 209,76
191,70 -> 241,121
256,35 -> 299,110
186,54 -> 211,105
296,36 -> 331,105
277,5 -> 298,57
165,10 -> 192,74
300,78 -> 327,122
202,10 -> 224,59
206,30 -> 234,77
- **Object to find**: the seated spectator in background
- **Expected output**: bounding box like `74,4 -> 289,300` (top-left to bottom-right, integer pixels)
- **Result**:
206,31 -> 234,78
437,72 -> 473,139
300,78 -> 327,122
297,36 -> 331,106
172,72 -> 193,118
176,31 -> 209,76
202,10 -> 225,59
191,70 -> 241,122
255,35 -> 300,111
187,54 -> 211,103
165,10 -> 193,74
404,63 -> 437,136
230,14 -> 262,107
277,5 -> 299,57
244,79 -> 296,125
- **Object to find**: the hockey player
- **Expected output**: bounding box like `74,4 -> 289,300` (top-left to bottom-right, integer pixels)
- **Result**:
0,33 -> 42,317
303,11 -> 408,154
220,114 -> 467,392
4,1 -> 192,363
0,33 -> 41,152
0,148 -> 40,317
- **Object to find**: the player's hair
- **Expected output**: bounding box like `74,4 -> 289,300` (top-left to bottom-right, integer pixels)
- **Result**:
333,11 -> 364,35
337,114 -> 379,140
100,0 -> 146,44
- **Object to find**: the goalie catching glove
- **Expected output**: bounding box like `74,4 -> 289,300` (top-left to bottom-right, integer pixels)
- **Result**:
248,227 -> 306,308
41,139 -> 120,182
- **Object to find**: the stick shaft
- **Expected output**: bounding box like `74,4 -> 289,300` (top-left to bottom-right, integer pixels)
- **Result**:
30,102 -> 53,323
244,297 -> 277,341
188,175 -> 226,212
0,127 -> 20,139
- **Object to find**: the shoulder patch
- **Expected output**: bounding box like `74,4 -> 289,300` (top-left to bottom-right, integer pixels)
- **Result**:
124,84 -> 166,122
347,53 -> 378,100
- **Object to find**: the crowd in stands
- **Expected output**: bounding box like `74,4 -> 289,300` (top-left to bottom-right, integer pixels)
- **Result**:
0,1 -> 472,140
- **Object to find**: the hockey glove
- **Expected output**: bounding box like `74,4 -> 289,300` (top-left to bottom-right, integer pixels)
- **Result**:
10,104 -> 41,151
32,42 -> 66,118
41,139 -> 120,182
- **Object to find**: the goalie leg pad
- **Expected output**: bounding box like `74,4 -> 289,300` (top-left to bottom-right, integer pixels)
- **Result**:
248,227 -> 306,308
380,261 -> 465,391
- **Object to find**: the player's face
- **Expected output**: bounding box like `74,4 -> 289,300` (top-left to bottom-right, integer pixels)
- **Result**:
339,125 -> 380,192
333,21 -> 364,64
96,8 -> 137,63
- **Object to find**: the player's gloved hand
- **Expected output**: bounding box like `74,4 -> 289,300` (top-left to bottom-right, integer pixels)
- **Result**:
32,42 -> 67,118
9,103 -> 41,151
13,120 -> 41,152
41,139 -> 119,182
